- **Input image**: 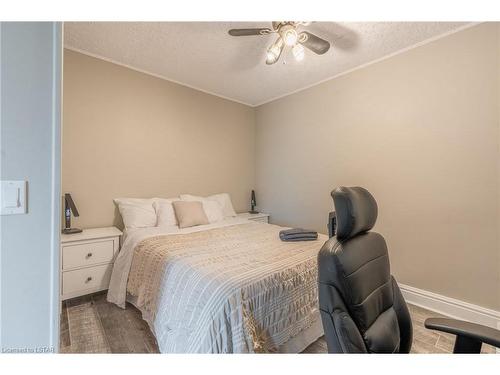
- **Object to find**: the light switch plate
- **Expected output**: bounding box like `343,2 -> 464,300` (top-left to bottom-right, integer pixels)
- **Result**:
0,180 -> 27,215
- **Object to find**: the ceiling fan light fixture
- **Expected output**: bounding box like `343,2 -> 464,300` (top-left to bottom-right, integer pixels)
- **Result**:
266,50 -> 278,65
228,22 -> 331,66
281,26 -> 298,46
292,43 -> 305,61
266,38 -> 284,65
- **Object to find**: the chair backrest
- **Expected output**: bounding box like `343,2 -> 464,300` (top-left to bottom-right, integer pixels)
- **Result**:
318,186 -> 413,353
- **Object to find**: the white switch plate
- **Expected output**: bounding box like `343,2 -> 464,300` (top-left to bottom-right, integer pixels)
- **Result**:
0,180 -> 27,215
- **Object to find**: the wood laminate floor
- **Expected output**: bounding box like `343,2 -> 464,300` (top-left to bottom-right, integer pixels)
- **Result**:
60,291 -> 496,354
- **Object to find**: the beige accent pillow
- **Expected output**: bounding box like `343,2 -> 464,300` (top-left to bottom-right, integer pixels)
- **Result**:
172,201 -> 209,229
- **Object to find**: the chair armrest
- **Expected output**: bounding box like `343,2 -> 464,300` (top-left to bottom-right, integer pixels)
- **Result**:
425,318 -> 500,348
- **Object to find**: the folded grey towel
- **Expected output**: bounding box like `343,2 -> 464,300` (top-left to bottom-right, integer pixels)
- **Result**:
279,228 -> 318,242
280,228 -> 317,236
280,236 -> 317,242
280,232 -> 317,239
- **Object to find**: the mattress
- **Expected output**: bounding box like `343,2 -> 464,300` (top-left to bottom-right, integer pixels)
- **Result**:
107,218 -> 327,353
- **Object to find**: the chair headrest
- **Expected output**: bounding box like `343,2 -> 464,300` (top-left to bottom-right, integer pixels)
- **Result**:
332,186 -> 378,240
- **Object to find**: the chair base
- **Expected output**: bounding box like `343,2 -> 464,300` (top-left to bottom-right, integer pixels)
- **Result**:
453,335 -> 482,354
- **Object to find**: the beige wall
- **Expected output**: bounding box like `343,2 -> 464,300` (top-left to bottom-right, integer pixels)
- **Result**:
256,23 -> 500,310
63,50 -> 255,228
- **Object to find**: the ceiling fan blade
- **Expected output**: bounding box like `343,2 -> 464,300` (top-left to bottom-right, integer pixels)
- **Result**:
299,31 -> 331,55
228,28 -> 272,36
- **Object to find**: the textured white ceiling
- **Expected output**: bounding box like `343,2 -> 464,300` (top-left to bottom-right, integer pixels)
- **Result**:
64,22 -> 470,106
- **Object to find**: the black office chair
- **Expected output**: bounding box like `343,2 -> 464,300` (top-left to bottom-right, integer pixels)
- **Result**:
318,186 -> 500,353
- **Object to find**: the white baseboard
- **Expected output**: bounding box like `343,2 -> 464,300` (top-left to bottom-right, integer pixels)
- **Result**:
399,283 -> 500,330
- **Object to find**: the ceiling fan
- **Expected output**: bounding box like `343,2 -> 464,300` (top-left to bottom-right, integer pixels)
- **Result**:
228,21 -> 330,65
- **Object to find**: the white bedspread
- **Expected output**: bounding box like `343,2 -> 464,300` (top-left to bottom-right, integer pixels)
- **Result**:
107,218 -> 326,353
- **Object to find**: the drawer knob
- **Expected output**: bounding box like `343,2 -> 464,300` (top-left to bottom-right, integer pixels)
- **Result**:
86,252 -> 93,258
85,276 -> 93,283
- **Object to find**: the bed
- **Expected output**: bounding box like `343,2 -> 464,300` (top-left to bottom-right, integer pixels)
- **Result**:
107,216 -> 327,353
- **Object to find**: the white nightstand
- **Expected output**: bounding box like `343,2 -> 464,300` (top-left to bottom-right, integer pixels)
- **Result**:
237,212 -> 270,223
60,227 -> 122,300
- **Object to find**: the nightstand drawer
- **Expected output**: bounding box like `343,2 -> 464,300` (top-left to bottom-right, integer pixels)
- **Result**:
62,239 -> 115,270
251,217 -> 269,223
62,264 -> 112,296
237,213 -> 270,223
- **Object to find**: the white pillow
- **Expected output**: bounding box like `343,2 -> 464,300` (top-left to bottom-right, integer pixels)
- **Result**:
180,193 -> 237,218
153,198 -> 178,227
114,198 -> 157,229
202,200 -> 225,223
179,194 -> 225,223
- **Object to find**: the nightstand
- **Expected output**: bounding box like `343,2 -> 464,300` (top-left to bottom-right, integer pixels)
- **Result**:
237,212 -> 270,223
60,227 -> 122,300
